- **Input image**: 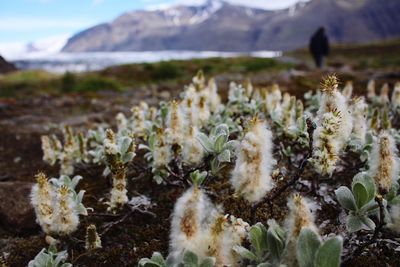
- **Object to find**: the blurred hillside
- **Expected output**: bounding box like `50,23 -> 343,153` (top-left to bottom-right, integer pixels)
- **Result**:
1,39 -> 399,98
63,0 -> 400,52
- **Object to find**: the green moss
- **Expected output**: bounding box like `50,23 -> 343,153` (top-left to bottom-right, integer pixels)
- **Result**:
73,75 -> 123,92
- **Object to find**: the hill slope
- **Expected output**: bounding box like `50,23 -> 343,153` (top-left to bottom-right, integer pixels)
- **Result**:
62,0 -> 400,52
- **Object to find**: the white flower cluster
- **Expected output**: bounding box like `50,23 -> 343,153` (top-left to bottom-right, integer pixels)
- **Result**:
103,129 -> 136,211
283,194 -> 317,266
115,101 -> 152,138
149,72 -> 221,169
350,97 -> 368,147
391,82 -> 400,109
41,125 -> 87,176
30,173 -> 87,235
230,118 -> 275,203
368,131 -> 399,193
170,185 -> 249,266
311,75 -> 353,175
85,224 -> 102,251
265,83 -> 283,116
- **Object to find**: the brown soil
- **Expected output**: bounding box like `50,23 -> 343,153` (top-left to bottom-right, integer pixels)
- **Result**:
1,69 -> 400,267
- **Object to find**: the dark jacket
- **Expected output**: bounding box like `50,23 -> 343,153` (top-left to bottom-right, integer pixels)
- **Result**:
309,28 -> 329,57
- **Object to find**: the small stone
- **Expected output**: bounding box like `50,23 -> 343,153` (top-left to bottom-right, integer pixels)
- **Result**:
0,181 -> 36,231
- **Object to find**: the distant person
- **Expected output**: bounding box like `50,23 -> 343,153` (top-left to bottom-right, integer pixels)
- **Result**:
309,27 -> 329,69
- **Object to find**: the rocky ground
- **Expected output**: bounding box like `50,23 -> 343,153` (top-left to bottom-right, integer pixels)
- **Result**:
1,62 -> 400,266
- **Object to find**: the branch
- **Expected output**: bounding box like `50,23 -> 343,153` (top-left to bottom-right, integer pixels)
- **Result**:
373,194 -> 385,239
342,194 -> 386,264
100,207 -> 156,236
250,118 -> 315,223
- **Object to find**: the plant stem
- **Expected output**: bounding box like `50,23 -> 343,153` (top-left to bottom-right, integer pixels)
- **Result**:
342,194 -> 386,264
100,207 -> 156,236
251,118 -> 315,224
373,194 -> 385,239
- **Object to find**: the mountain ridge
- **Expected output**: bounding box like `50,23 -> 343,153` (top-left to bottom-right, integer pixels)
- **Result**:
62,0 -> 400,52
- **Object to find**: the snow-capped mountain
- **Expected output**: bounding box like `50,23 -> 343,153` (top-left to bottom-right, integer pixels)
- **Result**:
62,0 -> 400,52
0,34 -> 70,60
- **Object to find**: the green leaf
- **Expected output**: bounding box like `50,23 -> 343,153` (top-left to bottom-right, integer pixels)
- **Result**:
223,140 -> 238,152
359,216 -> 376,230
199,257 -> 216,267
215,124 -> 229,136
214,134 -> 228,153
183,250 -> 199,267
360,151 -> 369,162
386,183 -> 399,203
210,157 -> 220,175
267,227 -> 284,262
150,252 -> 166,265
352,182 -> 369,209
233,245 -> 257,261
297,228 -> 321,267
138,258 -> 162,267
346,213 -> 364,233
118,136 -> 132,155
314,236 -> 343,267
70,175 -> 82,189
359,200 -> 379,215
335,187 -> 357,211
196,133 -> 214,153
249,224 -> 264,257
352,173 -> 376,203
148,134 -> 156,151
366,132 -> 374,144
121,151 -> 135,164
218,149 -> 231,163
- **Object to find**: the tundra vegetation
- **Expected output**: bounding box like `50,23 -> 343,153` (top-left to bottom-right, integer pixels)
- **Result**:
3,70 -> 400,266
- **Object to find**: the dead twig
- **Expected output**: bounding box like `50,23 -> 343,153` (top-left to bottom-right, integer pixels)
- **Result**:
100,207 -> 156,236
250,118 -> 315,224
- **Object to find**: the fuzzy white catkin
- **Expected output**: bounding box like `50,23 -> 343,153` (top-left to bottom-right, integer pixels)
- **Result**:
182,126 -> 204,166
351,97 -> 368,146
367,80 -> 376,100
342,81 -> 353,100
116,112 -> 128,134
130,106 -> 146,137
181,85 -> 200,127
85,224 -> 102,250
108,174 -> 129,211
391,82 -> 400,108
317,86 -> 353,146
368,131 -> 399,192
230,120 -> 275,203
166,101 -> 185,146
170,187 -> 217,263
312,77 -> 353,175
197,95 -> 211,126
266,84 -> 282,116
206,215 -> 249,266
30,173 -> 55,234
41,135 -> 60,166
206,78 -> 221,113
51,186 -> 79,235
380,83 -> 390,104
153,129 -> 172,168
283,194 -> 317,266
60,126 -> 77,176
